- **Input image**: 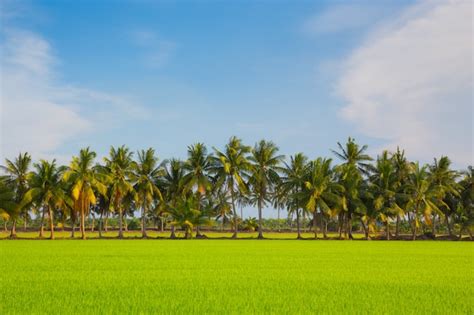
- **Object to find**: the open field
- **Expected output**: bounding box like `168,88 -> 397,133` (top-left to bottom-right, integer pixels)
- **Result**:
1,241 -> 472,314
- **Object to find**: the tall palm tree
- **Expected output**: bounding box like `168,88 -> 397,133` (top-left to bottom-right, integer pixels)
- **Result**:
332,138 -> 371,239
369,151 -> 402,240
280,153 -> 308,239
102,145 -> 136,239
248,140 -> 284,239
211,136 -> 251,239
182,143 -> 213,237
302,157 -> 342,239
63,148 -> 107,239
405,162 -> 440,240
158,158 -> 185,238
1,153 -> 31,238
23,160 -> 69,239
456,166 -> 473,239
429,156 -> 461,237
391,147 -> 410,237
133,148 -> 163,238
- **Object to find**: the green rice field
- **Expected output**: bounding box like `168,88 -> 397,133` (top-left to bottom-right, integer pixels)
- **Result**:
0,240 -> 472,314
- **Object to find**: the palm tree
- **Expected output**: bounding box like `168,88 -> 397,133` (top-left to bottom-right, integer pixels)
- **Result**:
248,140 -> 284,239
456,166 -> 473,239
405,162 -> 441,240
368,151 -> 402,240
102,146 -> 136,239
182,143 -> 213,237
63,148 -> 107,239
23,160 -> 69,239
332,138 -> 371,239
133,148 -> 163,238
211,136 -> 251,238
1,153 -> 31,238
429,156 -> 461,237
158,159 -> 185,238
302,157 -> 342,239
280,153 -> 308,239
0,176 -> 19,237
391,148 -> 410,238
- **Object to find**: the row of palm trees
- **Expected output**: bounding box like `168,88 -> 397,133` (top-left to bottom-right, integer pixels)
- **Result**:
1,137 -> 472,240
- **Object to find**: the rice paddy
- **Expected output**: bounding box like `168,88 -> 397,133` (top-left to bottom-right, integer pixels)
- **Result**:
0,240 -> 472,314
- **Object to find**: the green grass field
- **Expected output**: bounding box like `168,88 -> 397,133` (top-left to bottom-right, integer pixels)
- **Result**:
0,240 -> 472,314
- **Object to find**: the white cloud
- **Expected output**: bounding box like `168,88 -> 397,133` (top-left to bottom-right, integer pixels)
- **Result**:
304,3 -> 398,35
337,0 -> 473,166
0,28 -> 147,162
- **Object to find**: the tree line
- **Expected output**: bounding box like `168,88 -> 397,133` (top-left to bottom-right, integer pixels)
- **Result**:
1,137 -> 472,240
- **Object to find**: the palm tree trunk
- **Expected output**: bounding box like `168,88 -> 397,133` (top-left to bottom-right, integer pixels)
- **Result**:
118,208 -> 123,239
445,215 -> 453,237
348,212 -> 354,240
386,220 -> 390,240
277,208 -> 281,232
81,205 -> 86,240
98,208 -> 103,238
359,218 -> 370,240
104,211 -> 109,232
160,216 -> 164,233
257,197 -> 264,239
395,215 -> 400,238
230,185 -> 238,239
338,215 -> 343,239
10,219 -> 17,238
48,205 -> 55,240
141,205 -> 147,238
39,207 -> 45,238
432,214 -> 437,236
296,209 -> 302,239
320,214 -> 327,239
313,211 -> 318,239
23,212 -> 28,231
124,214 -> 128,232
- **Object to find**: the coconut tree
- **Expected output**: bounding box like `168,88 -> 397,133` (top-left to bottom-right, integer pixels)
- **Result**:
332,138 -> 371,239
63,148 -> 107,239
168,194 -> 210,239
102,146 -> 136,239
391,147 -> 410,237
301,157 -> 342,239
211,136 -> 251,238
133,148 -> 163,238
182,143 -> 213,237
368,151 -> 403,240
0,153 -> 32,238
158,159 -> 185,238
405,162 -> 441,240
23,160 -> 69,239
280,153 -> 308,239
247,140 -> 284,239
0,176 -> 19,237
428,156 -> 461,237
455,166 -> 473,239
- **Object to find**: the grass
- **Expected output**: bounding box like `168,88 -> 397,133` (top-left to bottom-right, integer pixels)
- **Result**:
0,240 -> 472,314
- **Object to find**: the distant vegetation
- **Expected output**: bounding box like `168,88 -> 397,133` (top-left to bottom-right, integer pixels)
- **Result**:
1,137 -> 472,240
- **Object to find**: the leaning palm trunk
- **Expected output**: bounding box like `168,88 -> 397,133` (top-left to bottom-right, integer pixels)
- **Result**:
359,218 -> 370,240
48,205 -> 55,240
10,219 -> 17,238
98,208 -> 103,238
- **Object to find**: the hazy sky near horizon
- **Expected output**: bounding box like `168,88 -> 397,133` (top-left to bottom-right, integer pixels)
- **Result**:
1,0 -> 473,171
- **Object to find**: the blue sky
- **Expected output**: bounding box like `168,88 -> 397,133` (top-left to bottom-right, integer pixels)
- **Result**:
1,0 -> 472,170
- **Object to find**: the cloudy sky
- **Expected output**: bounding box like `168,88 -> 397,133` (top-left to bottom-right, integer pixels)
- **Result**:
1,0 -> 472,171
